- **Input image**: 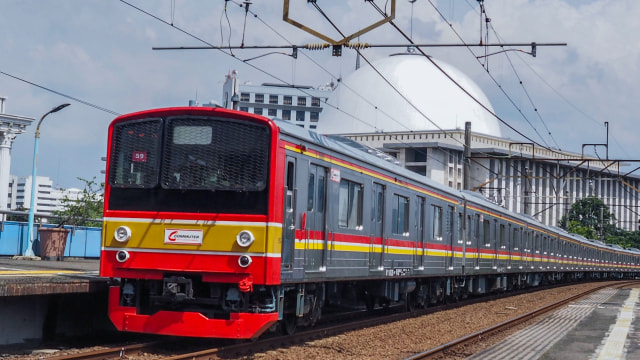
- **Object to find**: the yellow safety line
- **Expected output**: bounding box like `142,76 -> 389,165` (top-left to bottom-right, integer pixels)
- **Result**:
0,270 -> 83,276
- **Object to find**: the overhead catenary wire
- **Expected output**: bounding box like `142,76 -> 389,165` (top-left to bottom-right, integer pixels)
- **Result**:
419,0 -> 558,153
0,70 -> 120,116
130,0 -> 576,204
135,0 -> 495,185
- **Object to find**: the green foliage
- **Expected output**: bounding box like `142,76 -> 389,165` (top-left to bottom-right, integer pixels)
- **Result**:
52,177 -> 104,228
7,206 -> 28,222
559,196 -> 640,249
558,197 -> 614,236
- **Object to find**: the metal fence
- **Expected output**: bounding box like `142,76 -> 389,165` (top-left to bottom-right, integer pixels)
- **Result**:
0,211 -> 101,258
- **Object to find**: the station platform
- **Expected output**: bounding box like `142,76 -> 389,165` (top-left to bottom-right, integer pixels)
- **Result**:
0,256 -> 107,297
469,284 -> 640,360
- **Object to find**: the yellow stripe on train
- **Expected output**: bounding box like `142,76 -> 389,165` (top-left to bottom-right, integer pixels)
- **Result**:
103,220 -> 283,254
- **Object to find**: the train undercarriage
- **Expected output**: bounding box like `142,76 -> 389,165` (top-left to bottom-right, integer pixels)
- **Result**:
112,270 -> 636,338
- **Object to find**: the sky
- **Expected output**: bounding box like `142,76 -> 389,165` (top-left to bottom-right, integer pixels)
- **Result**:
1,0 -> 639,189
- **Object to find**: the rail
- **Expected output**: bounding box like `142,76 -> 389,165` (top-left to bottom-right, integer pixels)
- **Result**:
403,280 -> 639,360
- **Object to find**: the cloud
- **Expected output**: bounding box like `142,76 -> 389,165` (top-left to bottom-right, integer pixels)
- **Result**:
1,0 -> 639,189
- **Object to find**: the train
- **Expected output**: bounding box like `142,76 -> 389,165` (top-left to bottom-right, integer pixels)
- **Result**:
99,106 -> 640,339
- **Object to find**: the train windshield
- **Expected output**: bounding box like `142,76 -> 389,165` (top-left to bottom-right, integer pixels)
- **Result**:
107,115 -> 270,214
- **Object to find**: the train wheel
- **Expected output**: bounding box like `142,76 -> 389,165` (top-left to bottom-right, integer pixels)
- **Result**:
365,294 -> 376,311
281,314 -> 297,335
405,292 -> 417,312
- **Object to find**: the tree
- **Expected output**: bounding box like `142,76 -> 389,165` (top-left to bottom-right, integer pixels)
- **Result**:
558,197 -> 616,240
52,177 -> 104,227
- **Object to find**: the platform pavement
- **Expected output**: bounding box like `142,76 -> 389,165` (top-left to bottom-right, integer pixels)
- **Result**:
468,284 -> 640,360
0,256 -> 107,297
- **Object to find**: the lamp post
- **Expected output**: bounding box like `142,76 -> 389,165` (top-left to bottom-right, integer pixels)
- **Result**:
23,103 -> 70,257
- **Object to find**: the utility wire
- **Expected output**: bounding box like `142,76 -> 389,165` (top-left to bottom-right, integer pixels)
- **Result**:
423,0 -> 555,151
487,23 -> 560,150
0,70 -> 120,116
125,0 -> 494,185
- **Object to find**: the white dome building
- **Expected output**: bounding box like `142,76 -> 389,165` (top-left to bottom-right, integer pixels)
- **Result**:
318,53 -> 502,137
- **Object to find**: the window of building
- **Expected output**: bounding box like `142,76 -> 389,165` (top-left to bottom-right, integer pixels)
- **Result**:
311,97 -> 321,107
283,96 -> 292,105
239,106 -> 249,112
269,94 -> 278,104
310,125 -> 317,129
338,179 -> 363,229
310,112 -> 319,122
254,93 -> 264,103
296,111 -> 305,121
282,109 -> 291,120
254,108 -> 263,115
268,108 -> 277,117
240,93 -> 250,102
297,97 -> 307,106
392,194 -> 410,235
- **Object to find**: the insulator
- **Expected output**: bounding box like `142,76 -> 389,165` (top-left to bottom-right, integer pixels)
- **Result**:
304,43 -> 330,50
345,42 -> 370,50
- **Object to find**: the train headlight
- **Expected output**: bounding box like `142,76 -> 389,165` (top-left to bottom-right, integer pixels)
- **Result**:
114,226 -> 132,242
236,230 -> 255,247
238,255 -> 252,267
116,250 -> 130,263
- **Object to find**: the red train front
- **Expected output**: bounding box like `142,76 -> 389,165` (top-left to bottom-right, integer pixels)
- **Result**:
99,107 -> 284,339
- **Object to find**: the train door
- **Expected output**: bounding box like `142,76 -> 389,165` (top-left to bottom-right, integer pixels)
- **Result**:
524,230 -> 532,269
305,164 -> 328,271
370,183 -> 384,270
446,206 -> 455,269
458,211 -> 465,270
415,196 -> 426,269
508,225 -> 514,269
498,223 -> 505,269
282,157 -> 296,270
473,214 -> 481,269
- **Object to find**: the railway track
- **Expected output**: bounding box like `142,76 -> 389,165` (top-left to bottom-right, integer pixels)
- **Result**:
44,281 -> 616,360
402,280 -> 639,360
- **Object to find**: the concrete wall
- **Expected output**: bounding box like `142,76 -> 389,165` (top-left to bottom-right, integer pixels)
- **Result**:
0,292 -> 113,346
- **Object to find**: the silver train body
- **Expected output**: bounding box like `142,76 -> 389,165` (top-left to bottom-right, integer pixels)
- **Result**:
276,119 -> 640,318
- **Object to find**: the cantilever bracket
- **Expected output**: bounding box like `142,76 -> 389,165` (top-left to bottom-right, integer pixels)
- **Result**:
283,0 -> 395,53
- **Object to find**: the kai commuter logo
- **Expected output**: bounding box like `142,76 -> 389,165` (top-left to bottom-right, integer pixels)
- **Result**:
164,229 -> 203,245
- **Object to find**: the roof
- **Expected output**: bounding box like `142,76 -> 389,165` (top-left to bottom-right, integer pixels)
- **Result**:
317,53 -> 502,137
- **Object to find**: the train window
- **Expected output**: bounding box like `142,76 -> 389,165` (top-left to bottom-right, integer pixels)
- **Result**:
317,175 -> 325,213
338,179 -> 363,229
173,126 -> 212,144
376,185 -> 384,223
392,194 -> 410,235
161,117 -> 270,191
286,161 -> 295,190
307,173 -> 315,211
483,220 -> 490,247
432,205 -> 443,241
474,214 -> 481,244
457,212 -> 463,244
499,224 -> 506,249
109,118 -> 162,188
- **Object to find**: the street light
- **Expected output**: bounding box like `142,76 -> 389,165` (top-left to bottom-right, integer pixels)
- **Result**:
23,103 -> 70,257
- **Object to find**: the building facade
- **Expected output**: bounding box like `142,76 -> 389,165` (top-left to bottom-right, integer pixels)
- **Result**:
342,129 -> 640,232
8,175 -> 81,216
221,70 -> 332,130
